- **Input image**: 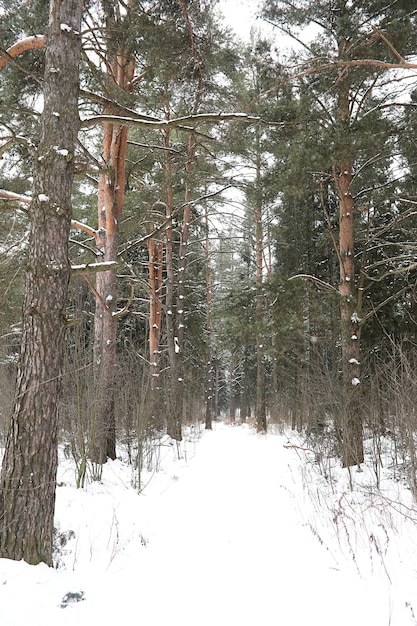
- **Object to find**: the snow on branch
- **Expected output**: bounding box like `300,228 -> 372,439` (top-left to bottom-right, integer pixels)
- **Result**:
364,261 -> 417,283
70,219 -> 97,239
71,261 -> 119,274
80,112 -> 262,131
79,90 -> 160,124
0,189 -> 31,206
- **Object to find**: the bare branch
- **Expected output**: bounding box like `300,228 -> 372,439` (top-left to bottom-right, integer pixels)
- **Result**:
398,197 -> 417,207
0,35 -> 46,71
0,189 -> 31,205
69,237 -> 98,256
365,285 -> 412,321
112,281 -> 135,318
79,89 -> 160,122
365,254 -> 416,273
119,186 -> 229,257
70,219 -> 97,239
288,273 -> 339,294
0,189 -> 98,237
364,261 -> 417,283
372,25 -> 406,64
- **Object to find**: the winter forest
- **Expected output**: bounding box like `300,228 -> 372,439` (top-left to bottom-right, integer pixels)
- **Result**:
2,0 -> 417,618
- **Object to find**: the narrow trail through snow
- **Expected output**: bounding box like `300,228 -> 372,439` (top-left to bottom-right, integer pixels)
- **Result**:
1,423 -> 393,625
83,424 -> 387,625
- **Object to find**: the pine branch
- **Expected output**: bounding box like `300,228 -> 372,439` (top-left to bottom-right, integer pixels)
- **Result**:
371,25 -> 407,64
80,112 -> 262,131
257,57 -> 417,103
363,261 -> 417,283
0,189 -> 31,205
79,89 -> 160,122
71,261 -> 119,274
365,285 -> 412,321
0,189 -> 98,238
112,281 -> 135,318
288,274 -> 339,294
0,35 -> 46,71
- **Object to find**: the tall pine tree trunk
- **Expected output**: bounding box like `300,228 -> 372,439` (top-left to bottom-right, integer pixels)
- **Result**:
335,83 -> 364,467
204,204 -> 213,430
146,205 -> 164,431
241,350 -> 250,422
91,26 -> 135,462
254,129 -> 267,433
164,128 -> 183,440
335,158 -> 363,466
164,131 -> 196,440
92,181 -> 118,462
0,0 -> 83,565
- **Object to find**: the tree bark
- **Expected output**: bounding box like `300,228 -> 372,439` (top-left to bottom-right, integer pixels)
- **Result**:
241,351 -> 250,422
164,129 -> 183,440
91,19 -> 135,463
146,205 -> 164,431
254,128 -> 267,433
164,129 -> 197,440
0,0 -> 83,565
204,204 -> 213,430
335,160 -> 364,466
335,82 -> 364,467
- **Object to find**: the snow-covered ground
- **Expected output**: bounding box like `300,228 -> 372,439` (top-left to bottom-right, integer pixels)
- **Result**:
1,422 -> 417,625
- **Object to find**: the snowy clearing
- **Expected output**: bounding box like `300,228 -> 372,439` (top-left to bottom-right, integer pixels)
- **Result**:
1,422 -> 417,626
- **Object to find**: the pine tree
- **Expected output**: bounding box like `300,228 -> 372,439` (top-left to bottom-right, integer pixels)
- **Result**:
261,0 -> 417,465
0,0 -> 84,565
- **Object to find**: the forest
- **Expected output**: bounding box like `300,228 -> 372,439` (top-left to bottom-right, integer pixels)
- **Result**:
1,0 -> 417,567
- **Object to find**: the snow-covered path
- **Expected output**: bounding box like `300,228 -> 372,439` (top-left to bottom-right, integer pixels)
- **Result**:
134,425 -> 387,626
0,423 -> 413,625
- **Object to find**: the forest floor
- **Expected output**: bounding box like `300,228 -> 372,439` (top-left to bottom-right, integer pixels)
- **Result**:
1,421 -> 417,625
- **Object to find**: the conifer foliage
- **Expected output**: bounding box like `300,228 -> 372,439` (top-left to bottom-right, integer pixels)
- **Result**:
261,0 -> 417,466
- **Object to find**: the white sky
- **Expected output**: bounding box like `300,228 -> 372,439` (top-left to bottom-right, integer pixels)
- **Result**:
217,0 -> 304,53
218,0 -> 261,41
